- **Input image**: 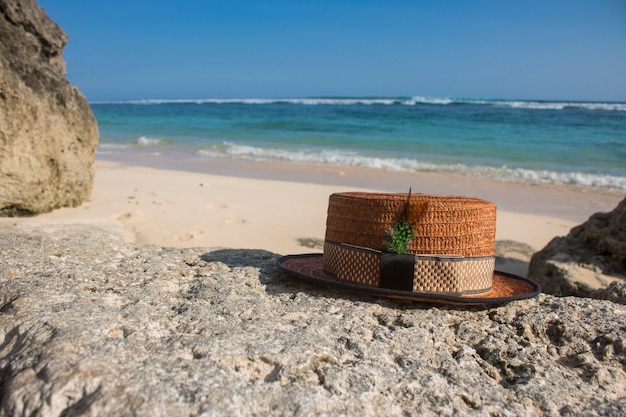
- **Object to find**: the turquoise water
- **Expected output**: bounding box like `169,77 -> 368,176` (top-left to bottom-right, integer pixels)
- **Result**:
93,97 -> 626,191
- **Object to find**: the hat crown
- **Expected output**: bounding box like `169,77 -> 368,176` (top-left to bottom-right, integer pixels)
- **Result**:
325,192 -> 496,257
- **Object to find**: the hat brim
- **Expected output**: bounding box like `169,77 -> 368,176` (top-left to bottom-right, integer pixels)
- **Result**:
277,254 -> 540,305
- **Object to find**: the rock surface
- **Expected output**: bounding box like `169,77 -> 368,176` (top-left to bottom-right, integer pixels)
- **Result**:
0,0 -> 98,216
528,197 -> 626,303
1,223 -> 625,416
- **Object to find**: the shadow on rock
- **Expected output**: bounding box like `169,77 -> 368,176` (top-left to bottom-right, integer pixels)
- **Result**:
200,248 -> 279,269
495,257 -> 529,278
199,248 -> 444,310
200,248 -> 305,297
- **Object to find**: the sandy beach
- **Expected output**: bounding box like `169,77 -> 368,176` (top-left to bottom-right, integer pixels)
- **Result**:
2,156 -> 623,278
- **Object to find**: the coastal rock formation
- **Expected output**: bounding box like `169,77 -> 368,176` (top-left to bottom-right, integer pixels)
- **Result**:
0,0 -> 98,216
1,223 -> 625,416
528,197 -> 626,303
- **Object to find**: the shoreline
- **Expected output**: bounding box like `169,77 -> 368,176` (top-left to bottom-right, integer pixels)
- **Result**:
96,151 -> 623,221
2,155 -> 623,277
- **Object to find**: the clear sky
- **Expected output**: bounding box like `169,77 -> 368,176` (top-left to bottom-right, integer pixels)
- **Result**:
38,0 -> 626,102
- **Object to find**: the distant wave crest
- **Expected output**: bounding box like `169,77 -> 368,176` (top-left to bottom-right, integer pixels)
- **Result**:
95,98 -> 407,106
137,136 -> 161,146
409,96 -> 626,111
197,142 -> 626,191
93,96 -> 626,111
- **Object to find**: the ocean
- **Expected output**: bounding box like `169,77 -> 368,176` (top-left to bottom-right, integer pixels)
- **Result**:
93,96 -> 626,192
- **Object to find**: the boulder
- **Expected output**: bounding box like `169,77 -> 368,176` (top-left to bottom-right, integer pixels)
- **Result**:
528,197 -> 626,303
0,0 -> 98,216
0,223 -> 625,416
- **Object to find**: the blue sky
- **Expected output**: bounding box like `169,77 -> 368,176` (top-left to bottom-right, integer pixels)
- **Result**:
38,0 -> 626,102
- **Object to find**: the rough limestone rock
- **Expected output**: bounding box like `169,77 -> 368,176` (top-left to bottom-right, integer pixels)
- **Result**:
1,223 -> 625,416
528,197 -> 626,303
0,0 -> 98,216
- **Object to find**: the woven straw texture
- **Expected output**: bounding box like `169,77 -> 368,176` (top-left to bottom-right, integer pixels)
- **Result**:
323,241 -> 494,295
325,192 -> 496,257
324,241 -> 382,287
412,255 -> 494,294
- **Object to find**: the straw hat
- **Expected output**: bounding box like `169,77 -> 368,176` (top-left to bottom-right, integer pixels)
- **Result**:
277,191 -> 540,305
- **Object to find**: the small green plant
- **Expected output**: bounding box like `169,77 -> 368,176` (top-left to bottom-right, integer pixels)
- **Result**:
387,219 -> 413,254
386,188 -> 414,254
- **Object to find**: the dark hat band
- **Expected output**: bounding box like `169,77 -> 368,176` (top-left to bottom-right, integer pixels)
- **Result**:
323,240 -> 494,296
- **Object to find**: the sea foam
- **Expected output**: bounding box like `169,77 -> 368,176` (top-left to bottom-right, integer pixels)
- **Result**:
408,97 -> 626,111
197,142 -> 626,191
93,97 -> 626,111
137,136 -> 161,146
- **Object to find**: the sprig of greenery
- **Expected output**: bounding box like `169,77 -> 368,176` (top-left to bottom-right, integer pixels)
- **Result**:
386,188 -> 414,254
387,219 -> 413,254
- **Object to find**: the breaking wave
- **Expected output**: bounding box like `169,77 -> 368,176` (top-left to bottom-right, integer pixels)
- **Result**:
136,136 -> 161,146
92,96 -> 626,111
197,142 -> 626,191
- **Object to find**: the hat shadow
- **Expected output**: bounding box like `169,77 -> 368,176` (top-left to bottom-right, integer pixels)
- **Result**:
494,240 -> 535,278
199,249 -> 488,311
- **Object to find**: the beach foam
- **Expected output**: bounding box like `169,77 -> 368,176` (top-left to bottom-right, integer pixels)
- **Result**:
196,142 -> 626,191
137,136 -> 161,146
92,96 -> 626,111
